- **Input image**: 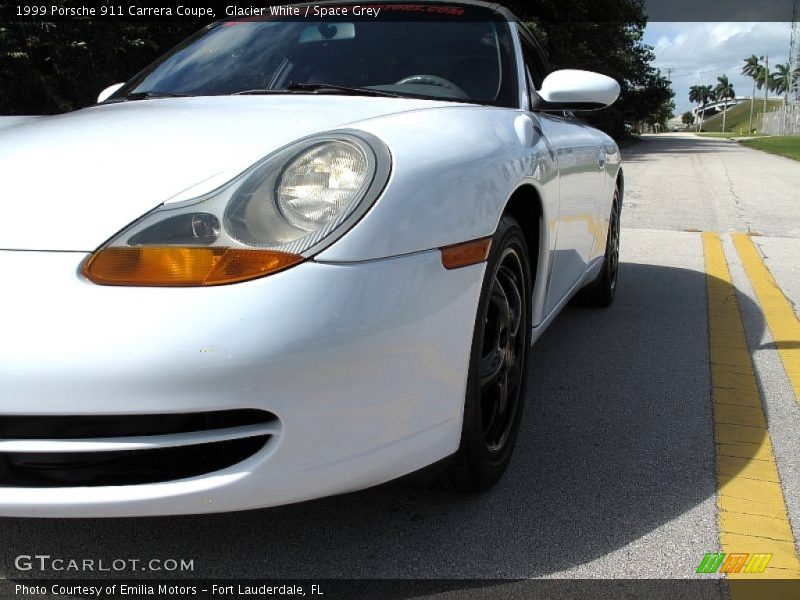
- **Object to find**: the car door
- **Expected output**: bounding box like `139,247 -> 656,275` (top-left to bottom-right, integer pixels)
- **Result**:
538,114 -> 605,314
517,28 -> 606,316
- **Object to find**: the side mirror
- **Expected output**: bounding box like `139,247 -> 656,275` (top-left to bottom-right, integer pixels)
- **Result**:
97,83 -> 125,104
536,69 -> 620,111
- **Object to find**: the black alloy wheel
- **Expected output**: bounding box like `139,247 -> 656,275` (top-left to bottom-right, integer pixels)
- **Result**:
480,247 -> 526,452
578,184 -> 621,307
440,215 -> 531,492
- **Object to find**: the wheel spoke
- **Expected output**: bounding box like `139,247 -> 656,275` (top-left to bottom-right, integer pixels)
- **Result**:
489,280 -> 510,330
496,368 -> 509,420
476,244 -> 528,451
479,346 -> 504,388
501,269 -> 523,339
606,193 -> 620,289
482,386 -> 500,441
484,369 -> 508,445
480,278 -> 512,389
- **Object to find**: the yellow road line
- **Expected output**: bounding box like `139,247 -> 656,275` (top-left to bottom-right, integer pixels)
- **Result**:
702,232 -> 800,585
732,233 -> 800,405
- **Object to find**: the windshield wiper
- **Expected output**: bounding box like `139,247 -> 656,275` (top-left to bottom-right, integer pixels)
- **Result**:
232,89 -> 296,96
109,91 -> 194,103
288,83 -> 404,98
236,84 -> 403,98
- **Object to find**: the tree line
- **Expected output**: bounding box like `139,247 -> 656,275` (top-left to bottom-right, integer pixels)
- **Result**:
684,56 -> 798,133
0,0 -> 674,140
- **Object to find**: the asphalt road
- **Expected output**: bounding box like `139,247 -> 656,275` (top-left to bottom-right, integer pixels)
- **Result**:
1,133 -> 799,595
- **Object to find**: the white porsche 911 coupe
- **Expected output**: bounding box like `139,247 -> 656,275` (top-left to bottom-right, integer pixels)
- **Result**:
0,0 -> 622,516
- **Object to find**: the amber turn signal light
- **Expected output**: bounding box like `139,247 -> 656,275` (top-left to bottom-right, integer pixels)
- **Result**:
440,237 -> 492,270
82,247 -> 303,286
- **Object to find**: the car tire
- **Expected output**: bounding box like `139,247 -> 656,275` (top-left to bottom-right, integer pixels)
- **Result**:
439,215 -> 532,492
577,184 -> 621,308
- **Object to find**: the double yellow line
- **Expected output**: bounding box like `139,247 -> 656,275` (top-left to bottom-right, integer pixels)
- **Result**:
702,232 -> 800,586
732,233 -> 800,401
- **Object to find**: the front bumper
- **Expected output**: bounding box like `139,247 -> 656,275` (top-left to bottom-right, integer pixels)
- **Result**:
0,249 -> 483,516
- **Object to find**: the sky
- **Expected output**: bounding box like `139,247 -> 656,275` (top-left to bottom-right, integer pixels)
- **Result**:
643,22 -> 793,114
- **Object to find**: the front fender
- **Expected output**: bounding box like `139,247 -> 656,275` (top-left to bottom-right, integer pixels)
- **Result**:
316,107 -> 559,262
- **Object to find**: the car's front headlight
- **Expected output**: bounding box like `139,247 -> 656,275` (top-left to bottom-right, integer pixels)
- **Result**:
82,132 -> 390,286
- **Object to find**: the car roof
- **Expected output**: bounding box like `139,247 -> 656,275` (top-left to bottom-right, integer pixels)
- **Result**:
220,0 -> 551,75
285,0 -> 523,22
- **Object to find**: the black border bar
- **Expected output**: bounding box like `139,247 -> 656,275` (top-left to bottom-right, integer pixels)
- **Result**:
2,0 -> 797,22
4,578 -> 800,600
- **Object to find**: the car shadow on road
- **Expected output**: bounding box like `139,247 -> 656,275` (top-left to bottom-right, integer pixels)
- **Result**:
0,263 -> 767,581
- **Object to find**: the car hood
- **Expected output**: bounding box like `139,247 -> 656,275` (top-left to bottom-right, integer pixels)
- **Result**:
0,95 -> 453,251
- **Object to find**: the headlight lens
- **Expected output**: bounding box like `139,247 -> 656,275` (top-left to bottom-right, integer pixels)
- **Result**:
82,132 -> 390,287
276,141 -> 371,231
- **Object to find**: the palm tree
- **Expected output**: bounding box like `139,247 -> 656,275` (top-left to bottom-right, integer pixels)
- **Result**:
689,85 -> 714,132
742,55 -> 761,133
697,85 -> 715,132
755,65 -> 773,113
688,85 -> 703,131
771,64 -> 792,104
714,75 -> 735,132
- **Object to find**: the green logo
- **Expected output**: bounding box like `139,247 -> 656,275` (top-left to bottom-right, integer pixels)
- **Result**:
696,552 -> 772,574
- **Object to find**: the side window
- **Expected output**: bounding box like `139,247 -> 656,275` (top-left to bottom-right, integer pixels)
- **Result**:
524,66 -> 537,109
516,26 -> 546,110
517,26 -> 573,119
516,27 -> 545,88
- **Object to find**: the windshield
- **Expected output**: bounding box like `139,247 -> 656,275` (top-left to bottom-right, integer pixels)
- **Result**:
114,12 -> 518,106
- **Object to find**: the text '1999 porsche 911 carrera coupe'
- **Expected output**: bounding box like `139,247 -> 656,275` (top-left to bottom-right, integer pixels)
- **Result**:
0,0 -> 622,516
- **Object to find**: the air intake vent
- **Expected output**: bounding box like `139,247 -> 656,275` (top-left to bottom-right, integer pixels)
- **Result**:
0,410 -> 278,487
